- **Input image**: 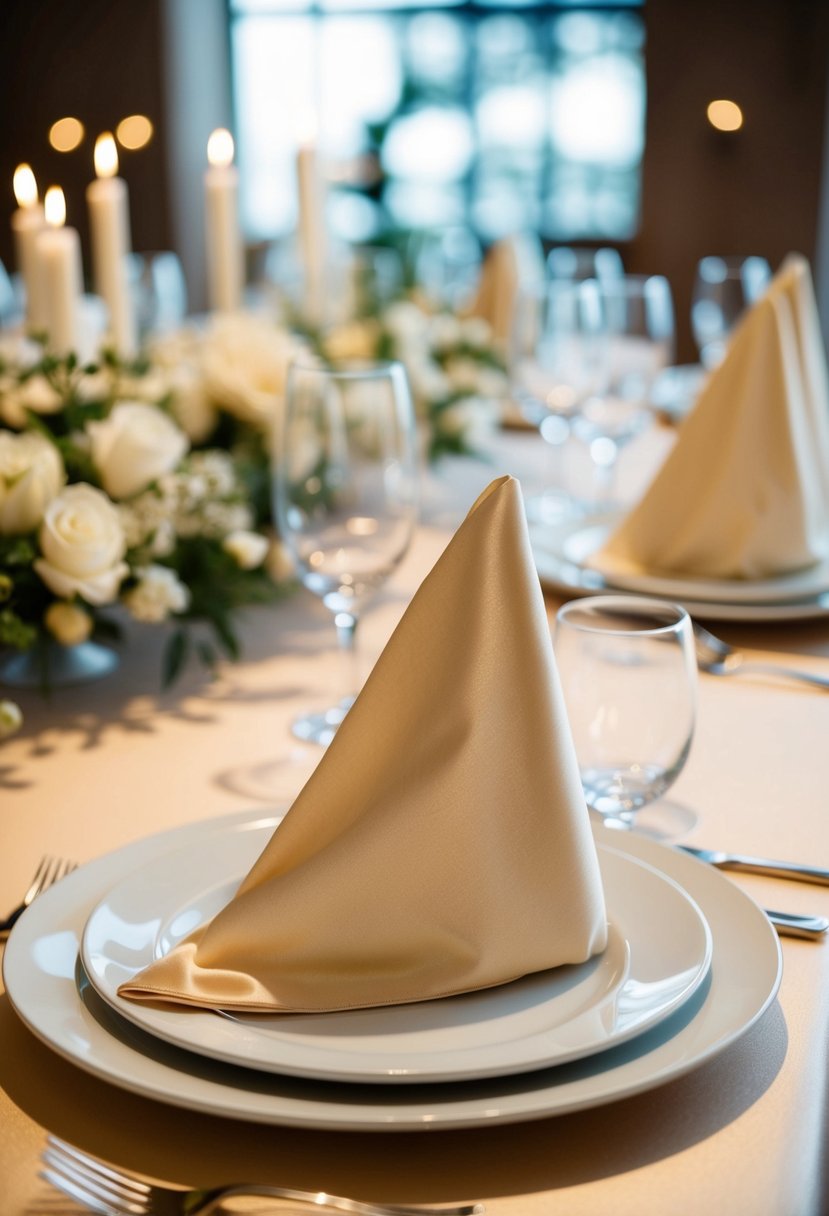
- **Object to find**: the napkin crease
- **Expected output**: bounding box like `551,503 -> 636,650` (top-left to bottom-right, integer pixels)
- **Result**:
119,475 -> 607,1013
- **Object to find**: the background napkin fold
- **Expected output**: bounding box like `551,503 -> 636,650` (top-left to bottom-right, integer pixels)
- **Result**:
120,476 -> 607,1013
593,255 -> 829,580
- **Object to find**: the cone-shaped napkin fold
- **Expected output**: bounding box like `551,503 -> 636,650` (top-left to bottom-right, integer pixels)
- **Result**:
468,233 -> 545,346
593,255 -> 829,580
120,476 -> 607,1013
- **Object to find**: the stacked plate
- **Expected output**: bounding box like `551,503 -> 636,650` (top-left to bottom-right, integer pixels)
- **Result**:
3,809 -> 781,1131
530,513 -> 829,622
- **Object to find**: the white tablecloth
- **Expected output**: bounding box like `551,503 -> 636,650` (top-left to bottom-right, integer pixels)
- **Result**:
2,427 -> 829,1216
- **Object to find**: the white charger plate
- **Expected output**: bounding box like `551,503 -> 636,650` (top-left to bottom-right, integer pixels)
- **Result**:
79,826 -> 711,1084
530,515 -> 829,622
2,810 -> 781,1132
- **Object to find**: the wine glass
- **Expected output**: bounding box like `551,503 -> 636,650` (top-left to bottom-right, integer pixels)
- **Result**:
691,255 -> 771,369
128,252 -> 188,339
547,245 -> 624,284
573,274 -> 674,506
510,278 -> 607,524
554,595 -> 697,835
274,358 -> 418,746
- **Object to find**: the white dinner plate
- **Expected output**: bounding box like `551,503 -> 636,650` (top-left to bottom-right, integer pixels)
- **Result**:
530,515 -> 829,622
80,828 -> 712,1084
3,809 -> 781,1131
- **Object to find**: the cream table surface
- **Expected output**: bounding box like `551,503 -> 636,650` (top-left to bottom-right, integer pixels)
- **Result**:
2,427 -> 829,1216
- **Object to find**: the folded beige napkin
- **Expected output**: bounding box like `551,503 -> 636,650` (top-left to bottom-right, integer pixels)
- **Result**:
468,233 -> 545,347
593,255 -> 829,580
120,476 -> 607,1013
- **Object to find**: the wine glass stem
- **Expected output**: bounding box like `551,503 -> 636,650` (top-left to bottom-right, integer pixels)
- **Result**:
591,442 -> 619,508
334,610 -> 360,704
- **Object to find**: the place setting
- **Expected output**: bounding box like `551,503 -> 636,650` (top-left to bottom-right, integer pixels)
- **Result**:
3,475 -> 785,1143
524,256 -> 829,624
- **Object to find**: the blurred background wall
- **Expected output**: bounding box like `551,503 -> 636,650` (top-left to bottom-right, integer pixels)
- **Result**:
0,0 -> 827,361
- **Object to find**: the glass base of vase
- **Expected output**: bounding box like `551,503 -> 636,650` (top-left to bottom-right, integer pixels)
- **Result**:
0,640 -> 120,688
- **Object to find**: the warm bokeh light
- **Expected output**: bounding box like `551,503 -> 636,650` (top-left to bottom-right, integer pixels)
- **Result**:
13,163 -> 38,208
116,114 -> 153,151
94,132 -> 119,179
707,99 -> 743,132
44,186 -> 66,228
207,128 -> 234,168
49,116 -> 85,153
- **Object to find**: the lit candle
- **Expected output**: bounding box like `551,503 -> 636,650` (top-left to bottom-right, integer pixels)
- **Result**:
296,121 -> 326,324
36,187 -> 82,356
11,164 -> 48,332
86,133 -> 137,355
204,128 -> 243,312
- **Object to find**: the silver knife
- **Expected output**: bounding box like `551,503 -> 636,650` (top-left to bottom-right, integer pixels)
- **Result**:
679,844 -> 829,887
765,910 -> 829,940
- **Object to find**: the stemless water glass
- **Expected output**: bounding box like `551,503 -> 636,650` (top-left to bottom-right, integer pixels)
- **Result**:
554,596 -> 697,831
274,359 -> 418,746
510,278 -> 607,523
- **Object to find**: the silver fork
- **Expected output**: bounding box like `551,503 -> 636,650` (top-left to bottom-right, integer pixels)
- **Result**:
0,856 -> 77,939
41,1137 -> 485,1216
693,622 -> 829,692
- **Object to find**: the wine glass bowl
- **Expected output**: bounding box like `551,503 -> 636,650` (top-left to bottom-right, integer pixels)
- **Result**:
554,595 -> 697,831
510,278 -> 606,522
573,274 -> 674,502
691,255 -> 771,369
275,359 -> 418,745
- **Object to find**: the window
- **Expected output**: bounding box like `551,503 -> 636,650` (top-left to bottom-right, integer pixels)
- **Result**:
229,0 -> 645,245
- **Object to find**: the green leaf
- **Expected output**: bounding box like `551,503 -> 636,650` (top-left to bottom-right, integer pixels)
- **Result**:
162,629 -> 190,689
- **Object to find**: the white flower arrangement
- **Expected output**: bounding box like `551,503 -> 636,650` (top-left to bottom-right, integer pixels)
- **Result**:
0,342 -> 291,698
321,298 -> 509,460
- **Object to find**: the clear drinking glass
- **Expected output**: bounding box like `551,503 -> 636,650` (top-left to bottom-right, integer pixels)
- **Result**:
573,274 -> 674,505
510,278 -> 607,523
547,245 -> 624,284
274,359 -> 418,746
691,255 -> 771,369
554,595 -> 697,831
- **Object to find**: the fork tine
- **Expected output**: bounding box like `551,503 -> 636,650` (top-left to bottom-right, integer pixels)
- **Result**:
40,1163 -> 128,1216
46,1139 -> 150,1200
21,855 -> 51,906
43,1141 -> 149,1215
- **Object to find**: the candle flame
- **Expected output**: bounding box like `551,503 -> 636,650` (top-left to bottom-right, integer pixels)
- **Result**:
13,164 -> 38,209
44,186 -> 66,228
94,132 -> 119,179
207,128 -> 234,169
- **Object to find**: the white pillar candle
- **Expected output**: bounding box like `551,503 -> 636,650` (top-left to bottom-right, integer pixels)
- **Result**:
11,164 -> 48,332
204,128 -> 243,313
36,187 -> 82,356
86,133 -> 137,356
296,135 -> 326,325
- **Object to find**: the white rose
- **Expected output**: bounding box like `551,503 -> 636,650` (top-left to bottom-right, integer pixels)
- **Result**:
461,316 -> 493,348
88,401 -> 188,500
1,375 -> 65,428
34,484 -> 129,605
201,313 -> 306,428
0,699 -> 22,739
265,538 -> 295,583
324,320 -> 380,363
445,357 -> 484,395
223,530 -> 269,570
124,564 -> 190,623
0,431 -> 65,534
44,600 -> 93,646
439,396 -> 500,446
429,313 -> 463,351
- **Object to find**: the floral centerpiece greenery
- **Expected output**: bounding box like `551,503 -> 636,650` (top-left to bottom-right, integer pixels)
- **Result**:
0,282 -> 508,723
0,336 -> 294,694
321,297 -> 509,461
